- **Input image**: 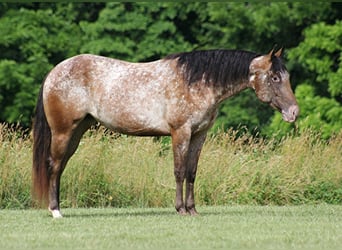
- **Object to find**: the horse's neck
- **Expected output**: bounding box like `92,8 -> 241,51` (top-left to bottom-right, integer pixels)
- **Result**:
215,79 -> 251,104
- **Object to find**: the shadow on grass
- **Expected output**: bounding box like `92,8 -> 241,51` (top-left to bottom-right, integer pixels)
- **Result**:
54,206 -> 266,218
48,205 -> 332,219
62,208 -> 177,218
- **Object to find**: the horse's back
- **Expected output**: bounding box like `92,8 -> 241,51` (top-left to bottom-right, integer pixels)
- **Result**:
42,54 -> 176,135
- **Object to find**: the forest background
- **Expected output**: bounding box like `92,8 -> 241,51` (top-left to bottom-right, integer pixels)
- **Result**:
0,2 -> 341,139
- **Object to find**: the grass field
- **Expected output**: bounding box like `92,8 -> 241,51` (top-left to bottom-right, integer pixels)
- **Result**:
1,205 -> 341,250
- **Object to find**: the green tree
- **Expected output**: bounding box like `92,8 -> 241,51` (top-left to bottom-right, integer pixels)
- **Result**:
79,3 -> 193,61
0,3 -> 83,126
0,2 -> 340,139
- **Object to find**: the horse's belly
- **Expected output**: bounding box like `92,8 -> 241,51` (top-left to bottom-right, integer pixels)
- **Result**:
93,106 -> 171,136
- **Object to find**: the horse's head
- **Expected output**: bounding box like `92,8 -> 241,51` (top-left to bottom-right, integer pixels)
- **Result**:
249,48 -> 299,123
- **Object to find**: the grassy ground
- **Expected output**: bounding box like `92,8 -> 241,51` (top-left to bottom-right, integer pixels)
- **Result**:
1,205 -> 341,250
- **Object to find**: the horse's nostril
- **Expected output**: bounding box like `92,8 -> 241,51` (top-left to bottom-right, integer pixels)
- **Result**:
295,106 -> 299,116
289,105 -> 299,118
282,105 -> 300,123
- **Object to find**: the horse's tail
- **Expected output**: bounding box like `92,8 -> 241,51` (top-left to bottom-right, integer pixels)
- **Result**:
32,84 -> 51,207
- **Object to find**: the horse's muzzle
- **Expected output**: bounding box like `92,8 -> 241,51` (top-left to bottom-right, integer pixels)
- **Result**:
282,105 -> 299,123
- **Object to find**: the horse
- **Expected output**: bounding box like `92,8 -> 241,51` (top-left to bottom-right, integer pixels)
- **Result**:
32,48 -> 299,218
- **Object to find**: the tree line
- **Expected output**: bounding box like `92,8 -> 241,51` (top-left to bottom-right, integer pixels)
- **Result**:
0,2 -> 341,139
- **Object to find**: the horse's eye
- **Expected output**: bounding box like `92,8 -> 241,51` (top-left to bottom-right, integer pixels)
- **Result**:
272,75 -> 280,83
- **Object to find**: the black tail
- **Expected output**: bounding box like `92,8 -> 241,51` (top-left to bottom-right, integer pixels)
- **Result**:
32,84 -> 51,207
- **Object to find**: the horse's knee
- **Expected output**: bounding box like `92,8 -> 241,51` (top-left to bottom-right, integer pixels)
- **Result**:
186,166 -> 197,183
186,173 -> 196,183
174,169 -> 185,182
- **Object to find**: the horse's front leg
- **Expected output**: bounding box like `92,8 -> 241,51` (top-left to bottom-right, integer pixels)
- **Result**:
171,126 -> 191,215
185,131 -> 207,216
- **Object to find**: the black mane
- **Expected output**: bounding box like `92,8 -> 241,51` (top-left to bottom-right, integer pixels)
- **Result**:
165,49 -> 259,87
271,55 -> 287,73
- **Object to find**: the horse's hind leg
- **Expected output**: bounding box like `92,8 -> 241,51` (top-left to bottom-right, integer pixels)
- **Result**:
48,128 -> 72,218
48,115 -> 95,218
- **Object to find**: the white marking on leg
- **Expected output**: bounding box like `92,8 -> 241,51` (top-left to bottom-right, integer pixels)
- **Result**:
49,208 -> 63,218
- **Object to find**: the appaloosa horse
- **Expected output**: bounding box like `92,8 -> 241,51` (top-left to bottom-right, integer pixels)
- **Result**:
32,48 -> 299,218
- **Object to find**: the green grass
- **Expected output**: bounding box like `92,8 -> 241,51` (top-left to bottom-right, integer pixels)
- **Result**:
1,205 -> 342,250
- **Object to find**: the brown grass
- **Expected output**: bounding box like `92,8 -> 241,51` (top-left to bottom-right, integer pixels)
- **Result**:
1,124 -> 341,208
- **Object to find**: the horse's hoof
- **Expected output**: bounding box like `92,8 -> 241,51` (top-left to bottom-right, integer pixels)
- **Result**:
187,208 -> 199,216
177,207 -> 188,216
49,208 -> 63,218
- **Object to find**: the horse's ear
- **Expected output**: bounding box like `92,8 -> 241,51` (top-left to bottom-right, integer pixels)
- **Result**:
267,45 -> 283,59
274,47 -> 283,57
250,47 -> 282,72
250,52 -> 273,72
267,48 -> 275,61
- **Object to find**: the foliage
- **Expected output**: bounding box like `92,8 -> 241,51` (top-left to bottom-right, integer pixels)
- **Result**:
0,4 -> 82,125
79,3 -> 193,61
0,2 -> 341,138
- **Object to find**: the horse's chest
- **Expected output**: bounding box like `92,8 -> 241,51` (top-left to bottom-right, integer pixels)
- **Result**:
165,86 -> 217,132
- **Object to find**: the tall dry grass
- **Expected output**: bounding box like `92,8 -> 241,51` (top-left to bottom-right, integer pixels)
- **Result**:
0,123 -> 341,209
0,124 -> 31,208
198,130 -> 342,205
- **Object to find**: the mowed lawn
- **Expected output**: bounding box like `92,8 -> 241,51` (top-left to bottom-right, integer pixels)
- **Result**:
1,205 -> 341,250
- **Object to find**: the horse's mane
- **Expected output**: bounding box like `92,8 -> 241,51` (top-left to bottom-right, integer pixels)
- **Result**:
165,49 -> 259,87
165,49 -> 287,87
270,55 -> 287,73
